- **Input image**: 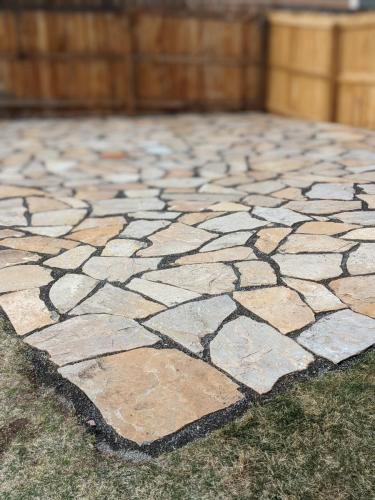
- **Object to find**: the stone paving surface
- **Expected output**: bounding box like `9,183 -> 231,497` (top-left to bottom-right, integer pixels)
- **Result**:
0,113 -> 375,449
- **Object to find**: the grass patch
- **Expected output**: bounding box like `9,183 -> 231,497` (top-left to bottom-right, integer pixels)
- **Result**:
0,318 -> 374,500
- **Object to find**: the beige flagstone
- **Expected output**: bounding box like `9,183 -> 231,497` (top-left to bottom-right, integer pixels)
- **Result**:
329,275 -> 375,318
0,249 -> 40,269
174,246 -> 256,265
255,227 -> 292,254
0,265 -> 53,293
278,234 -> 354,254
296,221 -> 359,235
283,278 -> 345,313
0,236 -> 78,255
234,287 -> 315,334
44,245 -> 96,269
272,253 -> 343,280
236,261 -> 277,287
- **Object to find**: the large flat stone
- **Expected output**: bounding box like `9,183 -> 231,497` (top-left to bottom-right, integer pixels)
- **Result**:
329,275 -> 375,318
210,317 -> 314,393
26,314 -> 159,366
272,254 -> 343,280
127,278 -> 200,306
0,249 -> 40,269
49,274 -> 98,313
0,265 -> 53,293
297,310 -> 375,363
44,245 -> 96,270
82,256 -> 161,282
59,348 -> 242,444
0,236 -> 78,255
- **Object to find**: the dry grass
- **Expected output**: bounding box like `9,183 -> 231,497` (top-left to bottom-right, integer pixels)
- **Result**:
0,318 -> 374,500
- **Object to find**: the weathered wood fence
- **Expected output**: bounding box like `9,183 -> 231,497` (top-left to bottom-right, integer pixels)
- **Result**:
0,2 -> 267,113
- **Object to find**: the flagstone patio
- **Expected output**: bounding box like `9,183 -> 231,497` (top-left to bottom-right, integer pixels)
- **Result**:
0,112 -> 374,452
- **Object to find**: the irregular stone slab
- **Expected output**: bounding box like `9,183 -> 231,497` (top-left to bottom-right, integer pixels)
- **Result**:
44,245 -> 96,269
199,231 -> 253,252
330,275 -> 375,318
273,253 -> 343,280
331,211 -> 375,226
71,283 -> 165,319
236,261 -> 277,287
306,183 -> 354,200
174,246 -> 256,265
0,249 -> 40,269
92,198 -> 164,216
138,223 -> 215,257
234,287 -> 314,334
285,200 -> 361,215
127,278 -> 200,307
179,212 -> 223,225
20,225 -> 72,237
283,278 -> 345,313
26,314 -> 159,366
49,274 -> 98,313
0,198 -> 27,226
0,229 -> 24,239
120,220 -> 171,239
0,265 -> 53,293
242,179 -> 285,194
1,236 -> 78,255
144,263 -> 236,294
357,194 -> 375,208
73,216 -> 125,232
198,213 -> 267,233
31,209 -> 86,227
252,206 -> 310,226
255,227 -> 292,254
27,196 -> 69,213
208,202 -> 249,212
83,256 -> 161,282
242,194 -> 282,208
0,288 -> 56,335
343,228 -> 375,240
296,221 -> 358,235
346,244 -> 375,275
145,295 -> 236,354
210,316 -> 314,393
59,348 -> 242,445
101,239 -> 146,257
0,185 -> 44,198
278,234 -> 354,254
67,226 -> 123,246
297,310 -> 375,363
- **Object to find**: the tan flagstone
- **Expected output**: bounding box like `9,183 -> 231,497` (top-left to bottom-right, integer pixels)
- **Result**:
101,239 -> 146,257
0,265 -> 53,293
234,287 -> 315,334
242,195 -> 282,208
198,212 -> 267,233
0,288 -> 56,335
357,194 -> 375,208
255,227 -> 292,254
0,229 -> 24,239
83,256 -> 161,282
44,245 -> 96,270
174,247 -> 256,265
178,212 -> 224,225
58,348 -> 242,444
283,277 -> 345,313
285,200 -> 361,215
273,253 -> 343,280
273,187 -> 304,200
207,202 -> 250,212
296,221 -> 359,235
27,196 -> 69,213
342,228 -> 375,240
0,185 -> 45,198
200,231 -> 253,252
31,208 -> 86,226
0,249 -> 40,269
236,261 -> 277,287
0,236 -> 78,255
71,283 -> 165,319
144,263 -> 236,294
127,278 -> 200,306
121,220 -> 171,239
278,234 -> 354,254
329,275 -> 375,318
26,314 -> 159,366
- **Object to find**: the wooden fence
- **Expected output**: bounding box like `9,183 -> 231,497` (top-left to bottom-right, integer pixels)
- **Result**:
0,4 -> 267,114
267,10 -> 375,128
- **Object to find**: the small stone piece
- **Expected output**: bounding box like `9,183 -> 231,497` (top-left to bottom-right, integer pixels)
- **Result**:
0,249 -> 40,269
31,209 -> 86,226
120,220 -> 171,239
285,200 -> 361,215
127,278 -> 200,306
138,223 -> 216,257
59,348 -> 242,445
92,198 -> 164,216
26,314 -> 159,366
145,295 -> 236,354
306,183 -> 354,200
144,263 -> 236,294
334,211 -> 375,226
200,231 -> 252,252
44,245 -> 95,269
296,221 -> 358,235
102,239 -> 146,257
0,288 -> 56,335
273,254 -> 343,280
71,283 -> 165,319
252,206 -> 310,226
343,228 -> 375,240
297,310 -> 375,363
283,278 -> 345,313
174,247 -> 256,265
330,275 -> 375,318
234,287 -> 314,334
210,317 -> 314,393
236,261 -> 277,287
346,244 -> 375,275
0,265 -> 53,293
49,274 -> 98,313
255,227 -> 292,254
